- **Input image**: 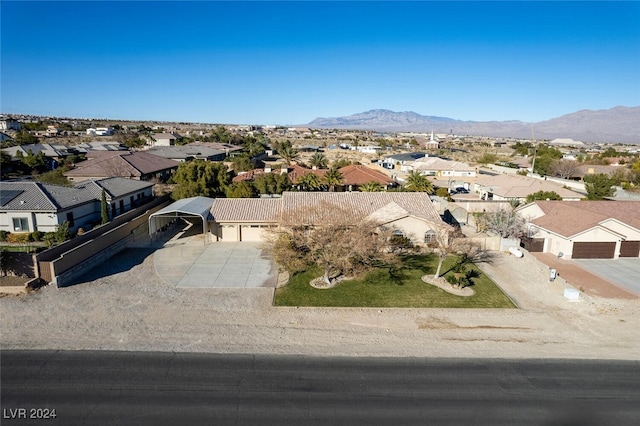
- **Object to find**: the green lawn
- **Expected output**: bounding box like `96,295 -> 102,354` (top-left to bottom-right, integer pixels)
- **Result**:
274,254 -> 515,308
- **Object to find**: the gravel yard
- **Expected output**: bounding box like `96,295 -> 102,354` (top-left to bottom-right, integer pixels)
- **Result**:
1,242 -> 639,360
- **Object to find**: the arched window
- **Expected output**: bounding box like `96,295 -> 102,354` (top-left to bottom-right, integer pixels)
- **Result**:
424,230 -> 436,244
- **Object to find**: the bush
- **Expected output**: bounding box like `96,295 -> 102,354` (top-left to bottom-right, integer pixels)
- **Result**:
6,232 -> 31,244
0,230 -> 8,242
31,231 -> 43,242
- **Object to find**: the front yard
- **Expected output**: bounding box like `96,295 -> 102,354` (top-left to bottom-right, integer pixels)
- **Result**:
274,255 -> 515,308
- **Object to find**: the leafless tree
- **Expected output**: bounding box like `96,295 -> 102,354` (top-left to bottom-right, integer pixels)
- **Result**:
549,159 -> 580,179
476,209 -> 527,239
264,201 -> 400,286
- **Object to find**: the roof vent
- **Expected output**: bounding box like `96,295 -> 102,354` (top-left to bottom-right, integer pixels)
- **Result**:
20,200 -> 25,205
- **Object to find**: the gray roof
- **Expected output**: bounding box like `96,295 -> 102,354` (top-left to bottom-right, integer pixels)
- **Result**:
1,143 -> 71,158
151,197 -> 215,221
385,152 -> 427,161
0,181 -> 96,211
74,178 -> 154,199
148,145 -> 225,160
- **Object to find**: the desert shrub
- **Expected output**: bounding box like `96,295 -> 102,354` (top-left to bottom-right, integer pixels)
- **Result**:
6,232 -> 31,244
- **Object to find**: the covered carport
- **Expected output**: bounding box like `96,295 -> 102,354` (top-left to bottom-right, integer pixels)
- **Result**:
148,196 -> 214,242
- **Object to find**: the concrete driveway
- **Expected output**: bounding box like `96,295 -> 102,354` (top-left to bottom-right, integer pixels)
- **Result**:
154,235 -> 277,288
573,258 -> 640,296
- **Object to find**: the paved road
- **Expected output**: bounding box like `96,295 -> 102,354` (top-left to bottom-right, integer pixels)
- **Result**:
2,351 -> 639,425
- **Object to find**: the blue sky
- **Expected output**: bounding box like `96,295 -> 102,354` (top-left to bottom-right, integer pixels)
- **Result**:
2,1 -> 639,125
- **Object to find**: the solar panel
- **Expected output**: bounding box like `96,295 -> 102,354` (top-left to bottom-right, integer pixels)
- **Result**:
0,190 -> 24,206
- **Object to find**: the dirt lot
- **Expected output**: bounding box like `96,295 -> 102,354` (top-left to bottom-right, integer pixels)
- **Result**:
1,245 -> 639,360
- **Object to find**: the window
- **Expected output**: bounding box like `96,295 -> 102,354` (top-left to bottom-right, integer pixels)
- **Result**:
424,230 -> 437,244
392,230 -> 405,237
12,217 -> 29,232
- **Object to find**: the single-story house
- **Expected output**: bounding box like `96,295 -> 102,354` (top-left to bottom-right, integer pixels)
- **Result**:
2,143 -> 74,161
402,157 -> 476,178
382,152 -> 427,169
150,192 -> 446,246
473,174 -> 583,202
148,144 -> 228,162
151,133 -> 181,146
517,200 -> 640,259
0,178 -> 154,234
233,164 -> 396,191
64,151 -> 179,182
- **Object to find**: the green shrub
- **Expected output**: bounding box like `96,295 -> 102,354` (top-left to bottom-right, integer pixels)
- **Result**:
31,231 -> 43,242
0,230 -> 8,242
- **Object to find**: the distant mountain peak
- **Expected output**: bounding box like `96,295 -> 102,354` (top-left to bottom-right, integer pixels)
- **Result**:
307,106 -> 640,143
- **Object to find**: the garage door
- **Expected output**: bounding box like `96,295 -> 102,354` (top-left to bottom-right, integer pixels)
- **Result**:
572,242 -> 615,259
620,241 -> 640,258
240,225 -> 264,241
221,225 -> 238,241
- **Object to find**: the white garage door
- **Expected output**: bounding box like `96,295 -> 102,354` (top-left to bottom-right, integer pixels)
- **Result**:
240,225 -> 264,241
221,225 -> 238,241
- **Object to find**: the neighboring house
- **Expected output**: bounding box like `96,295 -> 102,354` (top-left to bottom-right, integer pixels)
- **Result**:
207,192 -> 444,244
151,133 -> 181,146
148,144 -> 228,162
402,157 -> 476,178
0,132 -> 14,142
86,127 -> 114,136
472,174 -> 583,202
574,164 -> 624,180
517,201 -> 640,259
338,164 -> 396,191
2,143 -> 72,161
382,152 -> 427,169
234,164 -> 396,191
75,141 -> 128,152
63,151 -> 179,182
0,119 -> 21,131
0,178 -> 154,234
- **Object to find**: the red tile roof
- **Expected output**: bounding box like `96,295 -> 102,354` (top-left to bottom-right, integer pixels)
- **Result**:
339,164 -> 394,186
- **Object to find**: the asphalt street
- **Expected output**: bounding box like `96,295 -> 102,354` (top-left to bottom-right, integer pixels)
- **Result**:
2,351 -> 639,426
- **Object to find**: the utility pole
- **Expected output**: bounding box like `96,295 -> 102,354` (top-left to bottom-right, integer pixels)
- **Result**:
530,125 -> 537,174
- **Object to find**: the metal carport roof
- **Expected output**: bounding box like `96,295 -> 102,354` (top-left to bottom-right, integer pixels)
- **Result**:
148,196 -> 214,236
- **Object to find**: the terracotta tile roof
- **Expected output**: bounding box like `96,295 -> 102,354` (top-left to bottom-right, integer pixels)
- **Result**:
210,198 -> 281,222
530,201 -> 640,237
339,164 -> 394,185
287,164 -> 326,183
232,169 -> 268,183
207,192 -> 442,226
474,174 -> 583,199
278,191 -> 442,225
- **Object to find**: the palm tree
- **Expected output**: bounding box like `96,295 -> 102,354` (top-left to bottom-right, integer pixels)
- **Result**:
276,140 -> 299,166
308,152 -> 328,169
359,181 -> 383,192
297,172 -> 322,191
403,170 -> 434,193
323,168 -> 344,192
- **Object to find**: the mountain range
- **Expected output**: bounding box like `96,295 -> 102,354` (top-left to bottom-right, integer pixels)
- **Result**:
307,106 -> 640,144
